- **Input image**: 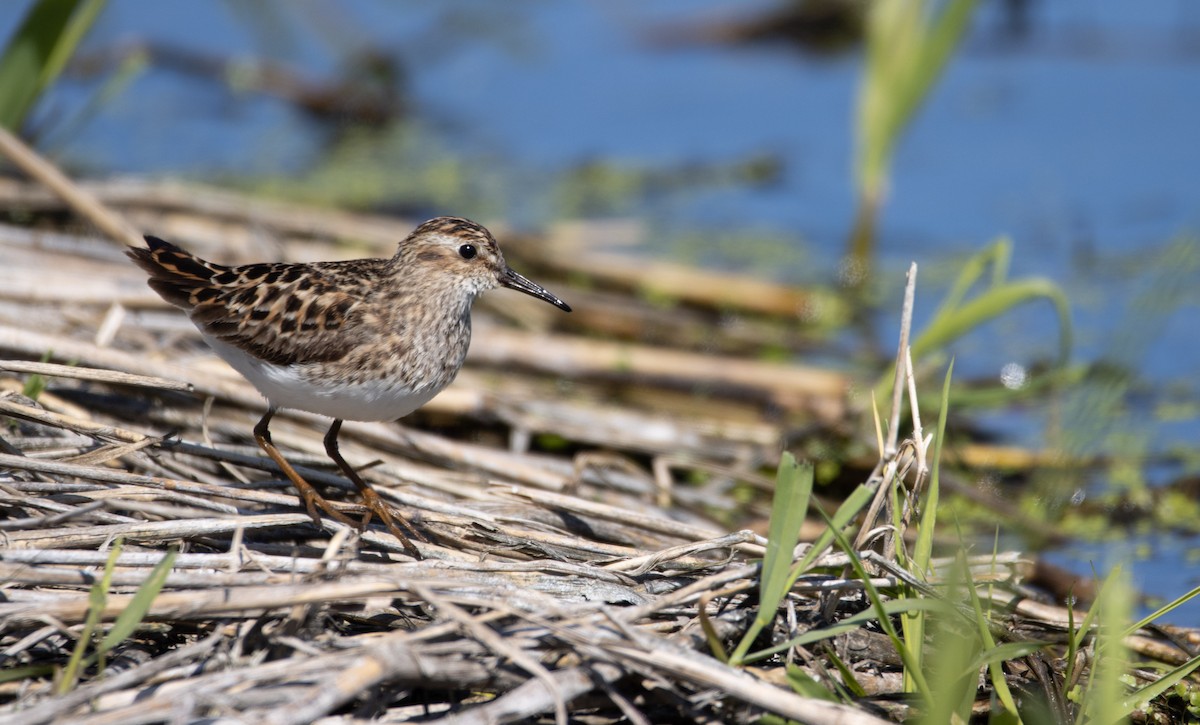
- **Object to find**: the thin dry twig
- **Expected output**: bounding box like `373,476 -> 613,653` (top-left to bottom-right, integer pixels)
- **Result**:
0,127 -> 141,247
0,360 -> 193,392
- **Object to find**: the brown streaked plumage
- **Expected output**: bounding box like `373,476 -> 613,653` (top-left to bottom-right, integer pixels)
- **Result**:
129,217 -> 570,558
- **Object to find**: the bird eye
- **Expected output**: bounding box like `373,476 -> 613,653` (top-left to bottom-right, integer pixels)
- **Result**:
458,244 -> 477,260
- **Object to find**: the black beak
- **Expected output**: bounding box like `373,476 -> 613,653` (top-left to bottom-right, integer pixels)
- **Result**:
500,267 -> 572,312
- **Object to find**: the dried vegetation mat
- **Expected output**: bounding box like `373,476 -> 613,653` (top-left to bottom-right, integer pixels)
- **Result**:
0,177 -> 1198,723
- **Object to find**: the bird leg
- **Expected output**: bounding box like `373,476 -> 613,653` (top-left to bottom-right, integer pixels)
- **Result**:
324,419 -> 426,560
253,409 -> 360,530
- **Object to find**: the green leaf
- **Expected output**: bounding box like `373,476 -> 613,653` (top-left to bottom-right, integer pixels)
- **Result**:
760,454 -> 813,622
1121,655 -> 1200,717
900,362 -> 954,698
967,640 -> 1052,672
823,646 -> 867,699
93,547 -> 176,657
21,350 -> 54,400
856,0 -> 977,199
58,537 -> 121,694
784,662 -> 839,702
734,483 -> 875,666
959,546 -> 1022,718
747,597 -> 946,664
921,557 -> 980,724
820,508 -> 933,702
1125,583 -> 1200,637
877,238 -> 1074,405
0,0 -> 107,131
728,454 -> 813,665
0,663 -> 54,684
912,276 -> 1073,366
21,373 -> 45,401
1077,567 -> 1133,724
913,360 -> 953,576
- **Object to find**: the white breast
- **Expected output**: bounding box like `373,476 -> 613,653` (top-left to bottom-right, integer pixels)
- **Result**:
203,336 -> 440,421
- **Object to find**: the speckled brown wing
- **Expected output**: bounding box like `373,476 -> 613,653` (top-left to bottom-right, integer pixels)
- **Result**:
128,236 -> 370,366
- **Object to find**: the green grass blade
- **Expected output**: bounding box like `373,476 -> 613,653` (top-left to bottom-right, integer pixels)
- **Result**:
735,482 -> 878,665
903,361 -> 954,696
58,538 -> 122,694
20,350 -> 54,400
93,547 -> 177,657
1070,566 -> 1117,659
890,0 -> 977,166
698,601 -> 729,664
1124,583 -> 1200,637
0,664 -> 55,684
899,493 -> 924,695
912,277 -> 1073,366
728,454 -> 812,665
821,506 -> 933,701
921,557 -> 980,724
857,0 -> 977,199
1076,567 -> 1132,724
784,661 -> 840,702
0,0 -> 105,131
876,242 -> 1073,403
791,483 -> 875,577
40,41 -> 146,149
933,239 -> 1010,320
910,0 -> 978,118
914,360 -> 953,576
968,640 -> 1051,671
1065,584 -> 1080,693
745,596 -> 945,664
958,548 -> 1021,718
760,455 -> 813,618
21,372 -> 46,400
823,646 -> 868,699
1121,655 -> 1200,717
41,0 -> 105,93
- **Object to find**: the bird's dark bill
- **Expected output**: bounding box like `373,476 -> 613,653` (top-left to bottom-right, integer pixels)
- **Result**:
501,267 -> 572,312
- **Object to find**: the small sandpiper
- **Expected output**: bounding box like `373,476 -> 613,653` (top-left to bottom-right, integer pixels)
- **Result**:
129,217 -> 571,558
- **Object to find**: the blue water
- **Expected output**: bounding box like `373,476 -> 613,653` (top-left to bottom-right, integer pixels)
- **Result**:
5,0 -> 1199,616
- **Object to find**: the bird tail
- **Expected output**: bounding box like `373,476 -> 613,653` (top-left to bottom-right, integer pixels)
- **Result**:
127,236 -> 229,310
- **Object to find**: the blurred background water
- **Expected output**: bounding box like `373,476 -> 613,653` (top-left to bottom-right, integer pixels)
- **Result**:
4,0 -> 1199,616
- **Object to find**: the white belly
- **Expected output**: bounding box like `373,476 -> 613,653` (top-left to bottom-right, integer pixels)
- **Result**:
204,336 -> 439,421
